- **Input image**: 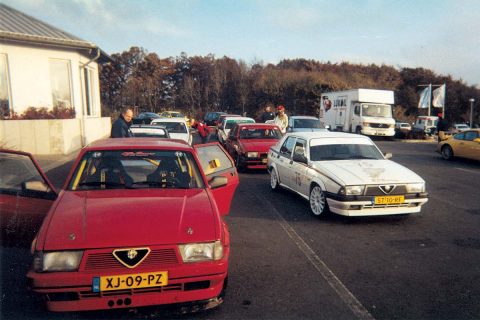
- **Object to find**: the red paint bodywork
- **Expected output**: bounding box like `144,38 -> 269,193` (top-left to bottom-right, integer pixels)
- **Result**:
25,139 -> 238,312
224,123 -> 282,169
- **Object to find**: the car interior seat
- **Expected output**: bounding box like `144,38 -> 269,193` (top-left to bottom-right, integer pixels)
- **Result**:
147,157 -> 191,188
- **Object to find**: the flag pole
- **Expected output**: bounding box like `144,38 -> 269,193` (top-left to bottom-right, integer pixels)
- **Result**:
428,83 -> 432,116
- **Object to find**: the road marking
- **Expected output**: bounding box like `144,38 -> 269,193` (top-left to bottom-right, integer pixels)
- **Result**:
256,193 -> 375,320
455,167 -> 480,175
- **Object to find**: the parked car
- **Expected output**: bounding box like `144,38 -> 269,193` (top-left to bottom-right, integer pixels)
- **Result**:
267,131 -> 429,217
130,125 -> 170,138
132,112 -> 161,124
452,123 -> 470,133
150,118 -> 191,145
204,111 -> 226,126
217,116 -> 255,145
26,138 -> 239,312
216,114 -> 241,128
395,122 -> 412,138
0,149 -> 57,247
437,129 -> 480,161
224,123 -> 282,170
286,116 -> 325,133
159,111 -> 190,125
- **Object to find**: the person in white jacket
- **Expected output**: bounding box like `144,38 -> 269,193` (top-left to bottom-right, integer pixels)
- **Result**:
274,105 -> 288,134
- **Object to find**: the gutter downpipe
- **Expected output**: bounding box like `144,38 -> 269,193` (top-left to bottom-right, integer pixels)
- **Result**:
79,48 -> 101,147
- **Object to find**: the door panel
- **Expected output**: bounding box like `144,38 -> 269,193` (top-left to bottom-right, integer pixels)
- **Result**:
194,143 -> 239,215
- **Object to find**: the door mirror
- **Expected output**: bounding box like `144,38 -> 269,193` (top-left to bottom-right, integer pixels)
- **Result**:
292,153 -> 308,164
209,176 -> 228,189
384,152 -> 393,159
325,125 -> 331,130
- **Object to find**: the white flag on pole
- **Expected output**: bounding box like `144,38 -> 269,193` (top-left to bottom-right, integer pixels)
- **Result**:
418,87 -> 430,108
432,84 -> 446,108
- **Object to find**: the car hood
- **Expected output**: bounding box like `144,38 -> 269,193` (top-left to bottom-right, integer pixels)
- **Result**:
311,159 -> 424,185
40,189 -> 217,250
240,139 -> 278,152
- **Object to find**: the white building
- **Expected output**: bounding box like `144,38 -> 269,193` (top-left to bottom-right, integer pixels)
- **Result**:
0,4 -> 112,154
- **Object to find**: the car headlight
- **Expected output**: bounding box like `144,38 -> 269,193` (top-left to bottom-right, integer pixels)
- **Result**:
406,183 -> 425,193
246,152 -> 259,158
178,241 -> 223,263
34,251 -> 83,272
339,185 -> 365,196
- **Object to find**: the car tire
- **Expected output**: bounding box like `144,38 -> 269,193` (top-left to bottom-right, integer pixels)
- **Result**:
309,184 -> 328,217
235,154 -> 245,172
270,167 -> 280,191
441,145 -> 454,160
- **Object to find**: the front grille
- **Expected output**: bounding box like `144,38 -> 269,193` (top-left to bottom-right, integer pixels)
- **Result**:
369,123 -> 390,129
365,185 -> 407,196
362,203 -> 418,209
84,248 -> 179,271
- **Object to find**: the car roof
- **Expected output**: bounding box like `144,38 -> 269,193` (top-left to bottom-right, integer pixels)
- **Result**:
236,123 -> 279,129
290,116 -> 320,120
151,118 -> 187,123
285,131 -> 369,140
224,116 -> 254,121
86,138 -> 192,151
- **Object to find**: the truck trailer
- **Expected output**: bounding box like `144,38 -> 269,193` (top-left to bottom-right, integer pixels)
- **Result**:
320,89 -> 396,137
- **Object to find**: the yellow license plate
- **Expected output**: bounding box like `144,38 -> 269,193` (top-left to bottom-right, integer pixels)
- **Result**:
374,195 -> 404,205
99,271 -> 168,291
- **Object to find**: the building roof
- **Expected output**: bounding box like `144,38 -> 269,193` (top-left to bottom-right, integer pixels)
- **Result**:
0,4 -> 111,62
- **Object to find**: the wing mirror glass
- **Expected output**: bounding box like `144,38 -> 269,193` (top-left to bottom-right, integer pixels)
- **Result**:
384,152 -> 393,159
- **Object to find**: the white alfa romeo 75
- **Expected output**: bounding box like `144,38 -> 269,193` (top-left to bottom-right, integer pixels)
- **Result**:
267,131 -> 428,217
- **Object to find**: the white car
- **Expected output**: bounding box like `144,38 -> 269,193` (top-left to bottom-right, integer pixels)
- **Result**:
452,123 -> 470,133
130,125 -> 170,138
150,118 -> 191,145
267,131 -> 428,217
218,116 -> 255,145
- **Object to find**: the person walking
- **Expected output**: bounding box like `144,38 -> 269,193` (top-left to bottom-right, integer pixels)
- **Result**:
260,105 -> 275,122
274,105 -> 288,134
111,107 -> 134,138
190,118 -> 211,144
436,114 -> 448,142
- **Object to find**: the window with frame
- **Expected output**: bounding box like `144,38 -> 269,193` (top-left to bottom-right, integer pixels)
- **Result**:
280,136 -> 296,157
464,131 -> 478,141
49,59 -> 72,108
0,54 -> 10,117
83,67 -> 97,116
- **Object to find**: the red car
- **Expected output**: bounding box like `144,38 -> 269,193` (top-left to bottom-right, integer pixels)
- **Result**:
224,123 -> 282,170
0,149 -> 57,247
25,138 -> 239,312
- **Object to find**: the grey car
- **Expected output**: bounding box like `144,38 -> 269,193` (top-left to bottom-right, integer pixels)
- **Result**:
287,116 -> 326,132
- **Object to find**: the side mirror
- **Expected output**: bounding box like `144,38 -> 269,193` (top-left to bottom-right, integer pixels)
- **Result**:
292,153 -> 308,164
23,180 -> 50,192
384,152 -> 393,159
209,176 -> 228,189
325,125 -> 331,131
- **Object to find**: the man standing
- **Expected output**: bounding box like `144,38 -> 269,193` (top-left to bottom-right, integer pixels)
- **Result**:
260,105 -> 275,122
274,105 -> 288,134
436,113 -> 448,142
111,107 -> 134,138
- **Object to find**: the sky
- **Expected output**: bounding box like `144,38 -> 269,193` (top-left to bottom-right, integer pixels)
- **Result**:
5,0 -> 480,87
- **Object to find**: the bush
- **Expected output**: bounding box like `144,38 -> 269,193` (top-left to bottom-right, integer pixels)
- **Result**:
0,106 -> 76,120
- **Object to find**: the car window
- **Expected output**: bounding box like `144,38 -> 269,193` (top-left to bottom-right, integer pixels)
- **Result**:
152,121 -> 187,133
309,143 -> 384,161
195,144 -> 234,176
280,136 -> 296,157
454,132 -> 466,140
69,150 -> 204,190
464,131 -> 478,141
293,139 -> 307,157
240,127 -> 282,139
293,119 -> 321,129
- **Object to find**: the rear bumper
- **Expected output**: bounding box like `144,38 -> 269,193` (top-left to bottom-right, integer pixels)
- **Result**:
27,259 -> 228,312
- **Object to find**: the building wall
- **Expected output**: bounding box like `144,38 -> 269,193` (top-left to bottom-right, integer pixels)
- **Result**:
0,118 -> 111,155
1,42 -> 101,118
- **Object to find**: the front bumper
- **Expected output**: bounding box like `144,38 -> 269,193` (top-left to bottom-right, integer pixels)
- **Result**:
326,193 -> 429,216
361,127 -> 395,137
27,247 -> 229,312
238,154 -> 268,169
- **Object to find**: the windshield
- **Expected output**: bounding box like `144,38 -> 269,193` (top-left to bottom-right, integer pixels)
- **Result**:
226,119 -> 254,129
293,119 -> 321,128
68,150 -> 204,190
310,143 -> 384,161
361,104 -> 392,118
239,127 -> 282,139
152,122 -> 187,133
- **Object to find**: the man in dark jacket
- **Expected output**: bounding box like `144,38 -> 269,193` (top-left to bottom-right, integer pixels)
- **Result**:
111,107 -> 134,138
260,105 -> 275,122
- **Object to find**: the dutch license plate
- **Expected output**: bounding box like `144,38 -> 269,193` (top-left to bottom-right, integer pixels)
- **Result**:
373,195 -> 404,205
93,271 -> 168,292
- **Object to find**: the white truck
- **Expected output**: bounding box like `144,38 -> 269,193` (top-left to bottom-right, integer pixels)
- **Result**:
320,89 -> 396,137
